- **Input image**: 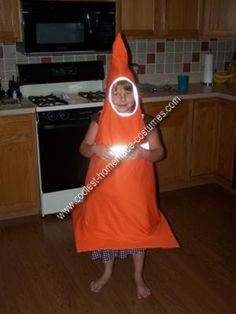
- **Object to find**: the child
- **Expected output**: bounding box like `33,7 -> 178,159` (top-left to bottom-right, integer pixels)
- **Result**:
72,33 -> 179,299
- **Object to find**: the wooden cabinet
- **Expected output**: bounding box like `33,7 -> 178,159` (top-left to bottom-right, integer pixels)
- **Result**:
116,0 -> 164,38
143,100 -> 192,187
191,99 -> 218,177
216,99 -> 236,181
163,0 -> 203,38
0,0 -> 22,42
117,0 -> 236,39
143,97 -> 235,191
0,114 -> 40,219
116,0 -> 203,39
203,0 -> 236,37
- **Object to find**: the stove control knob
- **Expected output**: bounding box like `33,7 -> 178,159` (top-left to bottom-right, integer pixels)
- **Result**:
47,111 -> 57,122
58,110 -> 69,121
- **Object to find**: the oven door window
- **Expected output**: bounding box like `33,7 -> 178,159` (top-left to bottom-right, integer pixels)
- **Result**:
38,121 -> 89,193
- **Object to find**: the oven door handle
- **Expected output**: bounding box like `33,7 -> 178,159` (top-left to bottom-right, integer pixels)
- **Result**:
39,122 -> 87,130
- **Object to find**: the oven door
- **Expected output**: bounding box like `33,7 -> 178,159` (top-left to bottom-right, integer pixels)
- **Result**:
38,119 -> 89,194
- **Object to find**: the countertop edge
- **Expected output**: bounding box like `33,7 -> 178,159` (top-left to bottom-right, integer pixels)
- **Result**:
0,107 -> 35,117
142,92 -> 236,103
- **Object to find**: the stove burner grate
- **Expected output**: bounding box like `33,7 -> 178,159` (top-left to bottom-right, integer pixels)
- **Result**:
28,95 -> 68,107
78,91 -> 105,102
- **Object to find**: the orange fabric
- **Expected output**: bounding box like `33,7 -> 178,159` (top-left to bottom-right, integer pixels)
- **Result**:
72,33 -> 179,252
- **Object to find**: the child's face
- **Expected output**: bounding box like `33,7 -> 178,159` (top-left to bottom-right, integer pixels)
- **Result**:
111,83 -> 135,113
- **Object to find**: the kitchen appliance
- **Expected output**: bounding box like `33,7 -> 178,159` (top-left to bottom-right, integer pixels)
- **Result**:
78,91 -> 106,102
21,0 -> 116,54
28,95 -> 69,107
18,61 -> 105,216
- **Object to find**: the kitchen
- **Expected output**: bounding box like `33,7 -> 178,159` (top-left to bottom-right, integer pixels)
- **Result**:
0,0 -> 236,313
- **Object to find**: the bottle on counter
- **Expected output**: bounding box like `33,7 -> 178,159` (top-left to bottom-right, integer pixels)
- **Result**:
0,77 -> 5,98
6,75 -> 22,99
6,76 -> 14,98
16,76 -> 22,98
12,90 -> 17,99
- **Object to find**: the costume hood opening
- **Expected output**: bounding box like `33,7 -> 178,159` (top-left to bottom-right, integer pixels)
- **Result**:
108,76 -> 139,117
103,33 -> 140,119
95,32 -> 145,144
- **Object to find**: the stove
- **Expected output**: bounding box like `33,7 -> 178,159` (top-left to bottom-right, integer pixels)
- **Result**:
26,89 -> 106,111
18,61 -> 105,216
18,61 -> 105,112
25,89 -> 105,112
78,91 -> 106,102
28,95 -> 69,107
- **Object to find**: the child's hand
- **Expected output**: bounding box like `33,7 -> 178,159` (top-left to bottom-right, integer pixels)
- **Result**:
128,145 -> 149,160
92,144 -> 113,160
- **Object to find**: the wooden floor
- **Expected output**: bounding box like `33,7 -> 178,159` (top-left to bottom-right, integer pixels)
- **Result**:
0,184 -> 235,314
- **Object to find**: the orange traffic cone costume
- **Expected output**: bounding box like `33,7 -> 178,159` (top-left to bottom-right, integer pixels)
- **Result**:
72,33 -> 179,252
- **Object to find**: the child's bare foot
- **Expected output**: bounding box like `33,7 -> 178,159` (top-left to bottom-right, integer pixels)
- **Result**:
90,274 -> 111,293
135,278 -> 151,299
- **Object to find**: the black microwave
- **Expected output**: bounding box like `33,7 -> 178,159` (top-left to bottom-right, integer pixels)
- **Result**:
21,0 -> 116,54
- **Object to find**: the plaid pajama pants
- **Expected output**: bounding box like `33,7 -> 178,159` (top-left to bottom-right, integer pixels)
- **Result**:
91,249 -> 146,262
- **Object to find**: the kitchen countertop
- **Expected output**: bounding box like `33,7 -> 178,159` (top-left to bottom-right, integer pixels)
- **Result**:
0,83 -> 236,117
141,83 -> 236,103
0,98 -> 35,116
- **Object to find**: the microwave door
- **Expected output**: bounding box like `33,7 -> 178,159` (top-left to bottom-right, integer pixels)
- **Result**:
24,15 -> 95,53
95,11 -> 116,49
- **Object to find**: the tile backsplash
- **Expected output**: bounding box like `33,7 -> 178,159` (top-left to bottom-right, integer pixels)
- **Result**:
0,38 -> 236,90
